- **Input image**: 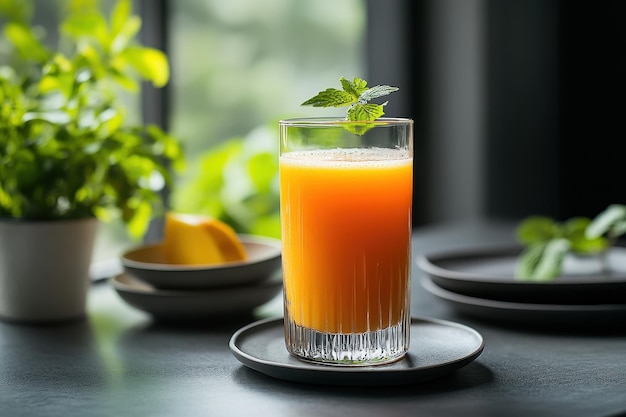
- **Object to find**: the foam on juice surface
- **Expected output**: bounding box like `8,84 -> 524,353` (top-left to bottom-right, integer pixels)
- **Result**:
280,148 -> 411,168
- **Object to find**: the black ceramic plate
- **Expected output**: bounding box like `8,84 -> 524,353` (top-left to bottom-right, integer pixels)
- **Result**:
229,317 -> 484,386
417,246 -> 626,304
422,276 -> 626,326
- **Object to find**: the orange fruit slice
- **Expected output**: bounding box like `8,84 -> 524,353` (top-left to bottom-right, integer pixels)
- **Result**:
162,212 -> 247,265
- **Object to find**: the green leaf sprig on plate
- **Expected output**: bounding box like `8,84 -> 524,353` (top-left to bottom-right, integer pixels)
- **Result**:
515,216 -> 607,281
585,204 -> 626,244
301,76 -> 399,135
515,204 -> 626,281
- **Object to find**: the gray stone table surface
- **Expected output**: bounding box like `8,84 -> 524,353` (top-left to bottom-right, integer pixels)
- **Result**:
1,221 -> 625,417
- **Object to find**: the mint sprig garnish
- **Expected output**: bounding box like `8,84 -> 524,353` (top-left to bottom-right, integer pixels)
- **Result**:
302,76 -> 399,123
586,204 -> 626,242
515,215 -> 609,281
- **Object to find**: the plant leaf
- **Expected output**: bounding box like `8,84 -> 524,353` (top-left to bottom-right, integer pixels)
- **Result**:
516,238 -> 570,281
301,88 -> 355,108
61,12 -> 109,47
4,22 -> 49,62
515,243 -> 546,280
516,216 -> 559,245
110,15 -> 141,54
563,217 -> 607,253
247,152 -> 277,193
586,204 -> 626,239
358,84 -> 399,103
0,0 -> 33,23
342,122 -> 375,136
107,63 -> 139,91
127,199 -> 152,239
340,76 -> 368,98
347,103 -> 385,121
121,46 -> 169,87
110,0 -> 131,35
301,76 -> 397,120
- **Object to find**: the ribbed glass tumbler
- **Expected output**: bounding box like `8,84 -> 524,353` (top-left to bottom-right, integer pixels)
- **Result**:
279,118 -> 413,366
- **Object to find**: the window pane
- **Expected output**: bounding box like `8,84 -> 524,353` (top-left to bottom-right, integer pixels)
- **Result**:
169,0 -> 365,238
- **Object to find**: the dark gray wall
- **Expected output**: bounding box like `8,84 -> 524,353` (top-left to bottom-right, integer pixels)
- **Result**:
368,0 -> 626,226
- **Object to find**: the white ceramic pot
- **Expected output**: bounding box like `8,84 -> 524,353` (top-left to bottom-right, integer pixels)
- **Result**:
0,218 -> 98,323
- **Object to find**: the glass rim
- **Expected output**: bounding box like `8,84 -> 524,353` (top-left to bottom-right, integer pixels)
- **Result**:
279,117 -> 413,127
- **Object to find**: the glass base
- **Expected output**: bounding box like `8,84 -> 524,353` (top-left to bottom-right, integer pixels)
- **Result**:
284,320 -> 409,366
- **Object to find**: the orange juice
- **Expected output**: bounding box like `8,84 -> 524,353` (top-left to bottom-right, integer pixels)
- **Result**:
280,148 -> 412,334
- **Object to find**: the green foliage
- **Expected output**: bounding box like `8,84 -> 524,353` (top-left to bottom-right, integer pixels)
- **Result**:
172,123 -> 280,239
516,216 -> 560,244
0,0 -> 183,239
516,238 -> 571,282
586,204 -> 626,242
301,76 -> 398,135
515,216 -> 608,281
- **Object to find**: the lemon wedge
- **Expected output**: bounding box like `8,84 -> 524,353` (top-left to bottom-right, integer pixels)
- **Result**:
162,212 -> 247,265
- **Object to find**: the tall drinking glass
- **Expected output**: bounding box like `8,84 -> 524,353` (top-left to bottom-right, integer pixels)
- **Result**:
279,118 -> 413,366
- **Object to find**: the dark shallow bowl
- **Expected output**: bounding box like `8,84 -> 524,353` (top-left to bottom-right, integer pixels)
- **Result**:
111,272 -> 283,321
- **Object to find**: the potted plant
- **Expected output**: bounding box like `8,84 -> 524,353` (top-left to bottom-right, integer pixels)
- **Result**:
0,0 -> 183,323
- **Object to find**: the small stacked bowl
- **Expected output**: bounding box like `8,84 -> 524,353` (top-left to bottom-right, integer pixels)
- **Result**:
111,235 -> 282,321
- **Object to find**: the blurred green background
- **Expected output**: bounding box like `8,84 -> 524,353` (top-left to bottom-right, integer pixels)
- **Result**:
1,0 -> 365,260
168,0 -> 364,241
87,0 -> 363,259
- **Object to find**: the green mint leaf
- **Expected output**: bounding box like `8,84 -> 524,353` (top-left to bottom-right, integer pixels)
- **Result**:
516,207 -> 626,281
301,76 -> 398,123
301,88 -> 355,108
534,238 -> 570,280
516,243 -> 547,280
358,85 -> 399,103
343,122 -> 373,136
586,204 -> 626,239
562,217 -> 607,253
347,103 -> 385,122
516,238 -> 570,281
516,216 -> 560,245
340,76 -> 368,98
